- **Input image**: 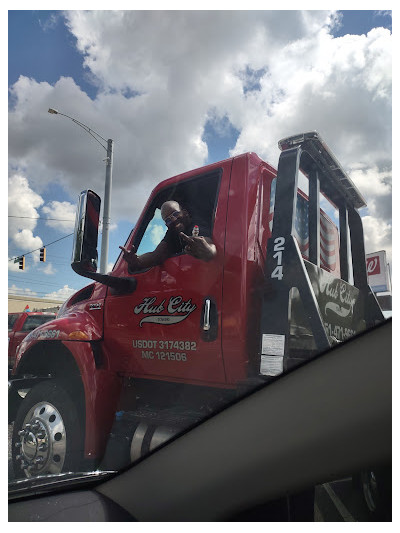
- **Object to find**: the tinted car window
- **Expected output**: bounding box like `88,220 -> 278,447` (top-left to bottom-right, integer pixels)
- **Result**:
20,315 -> 55,332
8,314 -> 19,332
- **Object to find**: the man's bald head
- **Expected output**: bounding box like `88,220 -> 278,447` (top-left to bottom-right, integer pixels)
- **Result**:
160,200 -> 182,221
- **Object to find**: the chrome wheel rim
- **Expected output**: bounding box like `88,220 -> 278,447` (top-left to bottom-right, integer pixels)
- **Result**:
15,401 -> 67,477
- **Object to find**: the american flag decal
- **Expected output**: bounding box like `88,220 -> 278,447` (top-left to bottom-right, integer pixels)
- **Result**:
269,178 -> 340,277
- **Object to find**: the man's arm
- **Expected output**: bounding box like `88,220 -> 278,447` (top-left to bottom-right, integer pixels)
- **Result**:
119,240 -> 170,272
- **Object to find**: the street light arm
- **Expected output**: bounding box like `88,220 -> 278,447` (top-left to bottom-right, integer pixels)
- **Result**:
69,117 -> 108,151
48,108 -> 108,151
48,107 -> 114,274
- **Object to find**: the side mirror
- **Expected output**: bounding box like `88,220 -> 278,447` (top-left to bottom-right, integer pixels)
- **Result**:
72,190 -> 101,273
71,190 -> 136,293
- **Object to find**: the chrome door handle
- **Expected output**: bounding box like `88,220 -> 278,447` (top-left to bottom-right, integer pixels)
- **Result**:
203,298 -> 211,331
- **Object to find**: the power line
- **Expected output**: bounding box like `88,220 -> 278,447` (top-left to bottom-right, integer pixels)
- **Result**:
9,215 -> 75,222
9,215 -> 105,225
8,276 -> 73,288
9,290 -> 69,297
8,233 -> 74,262
8,286 -> 72,295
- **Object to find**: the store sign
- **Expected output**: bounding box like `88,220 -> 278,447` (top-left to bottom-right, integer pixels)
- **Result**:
366,251 -> 390,293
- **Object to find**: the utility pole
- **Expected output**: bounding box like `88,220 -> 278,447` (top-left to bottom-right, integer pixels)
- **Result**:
48,108 -> 114,273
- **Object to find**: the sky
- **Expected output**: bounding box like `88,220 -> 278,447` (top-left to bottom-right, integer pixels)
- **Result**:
7,7 -> 393,303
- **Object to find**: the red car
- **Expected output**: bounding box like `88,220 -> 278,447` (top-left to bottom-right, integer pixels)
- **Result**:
8,312 -> 56,369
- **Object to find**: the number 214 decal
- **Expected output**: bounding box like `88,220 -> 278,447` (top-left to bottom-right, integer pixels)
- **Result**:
271,237 -> 285,281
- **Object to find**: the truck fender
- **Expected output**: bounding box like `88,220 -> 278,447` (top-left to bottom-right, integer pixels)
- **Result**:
13,313 -> 104,372
12,339 -> 122,461
60,341 -> 122,460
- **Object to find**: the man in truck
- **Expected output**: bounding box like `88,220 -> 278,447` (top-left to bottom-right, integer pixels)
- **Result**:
119,200 -> 217,271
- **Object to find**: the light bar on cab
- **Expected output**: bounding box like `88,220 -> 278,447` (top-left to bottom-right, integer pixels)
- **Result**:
278,131 -> 367,209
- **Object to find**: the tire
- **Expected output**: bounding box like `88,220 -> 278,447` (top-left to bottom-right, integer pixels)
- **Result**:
12,380 -> 84,479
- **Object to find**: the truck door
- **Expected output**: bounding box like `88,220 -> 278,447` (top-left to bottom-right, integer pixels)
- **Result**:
104,163 -> 231,386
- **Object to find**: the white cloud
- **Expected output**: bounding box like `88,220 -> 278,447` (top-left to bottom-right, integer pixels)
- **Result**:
8,284 -> 38,297
8,12 -> 340,223
42,200 -> 76,232
150,224 -> 166,246
8,173 -> 44,265
8,11 -> 391,268
44,285 -> 76,301
349,166 -> 392,219
361,215 -> 392,264
8,258 -> 24,272
13,231 -> 43,264
8,173 -> 43,236
228,27 -> 391,169
42,262 -> 56,275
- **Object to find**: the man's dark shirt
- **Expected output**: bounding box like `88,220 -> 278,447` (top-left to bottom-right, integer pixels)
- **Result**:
162,218 -> 210,255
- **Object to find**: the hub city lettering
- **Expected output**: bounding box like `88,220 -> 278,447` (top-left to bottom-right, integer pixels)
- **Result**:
319,278 -> 358,319
134,296 -> 197,327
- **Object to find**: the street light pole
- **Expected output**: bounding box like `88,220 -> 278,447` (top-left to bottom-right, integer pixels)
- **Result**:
48,108 -> 113,274
100,138 -> 114,274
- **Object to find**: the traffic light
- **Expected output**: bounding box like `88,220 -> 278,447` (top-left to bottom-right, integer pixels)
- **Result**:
40,247 -> 46,262
18,256 -> 25,270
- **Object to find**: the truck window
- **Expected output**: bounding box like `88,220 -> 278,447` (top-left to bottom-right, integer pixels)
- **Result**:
269,177 -> 341,277
8,314 -> 19,331
135,208 -> 167,256
20,315 -> 55,332
133,170 -> 221,255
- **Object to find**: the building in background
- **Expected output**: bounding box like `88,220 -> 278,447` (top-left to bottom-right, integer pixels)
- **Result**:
366,250 -> 392,318
8,295 -> 65,314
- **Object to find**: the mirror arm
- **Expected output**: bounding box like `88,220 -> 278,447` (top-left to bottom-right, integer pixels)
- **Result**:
72,263 -> 137,293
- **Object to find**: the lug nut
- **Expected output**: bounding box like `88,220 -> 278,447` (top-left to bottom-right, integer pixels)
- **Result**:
36,431 -> 46,439
24,423 -> 31,430
18,430 -> 26,437
14,442 -> 22,449
31,422 -> 40,431
38,444 -> 47,452
34,457 -> 44,464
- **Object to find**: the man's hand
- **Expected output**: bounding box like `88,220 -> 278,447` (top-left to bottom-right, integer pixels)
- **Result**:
180,233 -> 216,261
119,245 -> 141,271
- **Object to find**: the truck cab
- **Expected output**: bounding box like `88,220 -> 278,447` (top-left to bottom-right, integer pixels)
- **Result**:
9,131 -> 384,478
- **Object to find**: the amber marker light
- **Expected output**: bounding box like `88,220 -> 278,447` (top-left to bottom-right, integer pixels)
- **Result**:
68,331 -> 89,340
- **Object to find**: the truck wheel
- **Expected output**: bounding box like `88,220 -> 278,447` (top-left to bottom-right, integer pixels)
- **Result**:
12,380 -> 83,479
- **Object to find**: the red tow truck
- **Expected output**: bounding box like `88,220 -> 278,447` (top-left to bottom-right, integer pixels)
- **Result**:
9,131 -> 384,477
8,312 -> 56,370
